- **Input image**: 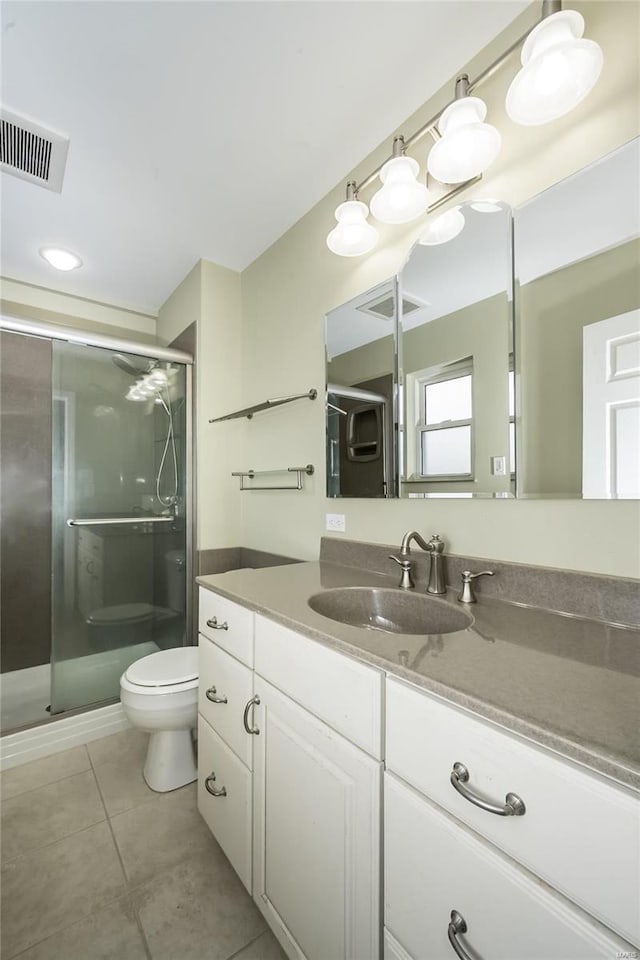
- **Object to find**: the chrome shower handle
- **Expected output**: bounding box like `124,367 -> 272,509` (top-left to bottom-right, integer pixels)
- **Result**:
206,617 -> 228,631
450,762 -> 526,816
204,772 -> 227,797
205,686 -> 227,704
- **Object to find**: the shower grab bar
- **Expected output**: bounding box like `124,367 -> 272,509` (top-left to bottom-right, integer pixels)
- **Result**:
66,516 -> 175,527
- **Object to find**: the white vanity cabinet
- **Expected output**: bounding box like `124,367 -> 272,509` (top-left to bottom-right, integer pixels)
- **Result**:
197,592 -> 256,893
384,773 -> 633,960
252,614 -> 383,960
197,590 -> 383,960
252,676 -> 382,960
385,676 -> 640,956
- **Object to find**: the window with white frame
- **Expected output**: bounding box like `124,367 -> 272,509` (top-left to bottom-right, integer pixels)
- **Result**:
415,359 -> 473,479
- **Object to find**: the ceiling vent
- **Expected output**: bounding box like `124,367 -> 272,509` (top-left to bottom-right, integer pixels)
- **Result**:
357,291 -> 428,321
0,108 -> 69,193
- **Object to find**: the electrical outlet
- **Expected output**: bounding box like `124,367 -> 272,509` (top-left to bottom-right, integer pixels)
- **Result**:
326,513 -> 346,532
491,456 -> 507,476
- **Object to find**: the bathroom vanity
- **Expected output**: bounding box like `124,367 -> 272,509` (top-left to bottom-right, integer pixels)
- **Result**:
196,546 -> 639,960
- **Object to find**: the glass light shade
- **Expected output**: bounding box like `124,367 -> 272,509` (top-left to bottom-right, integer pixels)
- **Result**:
505,10 -> 603,126
39,247 -> 83,271
326,199 -> 378,257
470,199 -> 503,213
418,207 -> 466,246
427,97 -> 501,184
370,155 -> 430,224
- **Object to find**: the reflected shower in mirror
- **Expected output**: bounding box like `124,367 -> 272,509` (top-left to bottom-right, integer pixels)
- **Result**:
399,201 -> 514,498
325,282 -> 397,497
515,137 -> 640,499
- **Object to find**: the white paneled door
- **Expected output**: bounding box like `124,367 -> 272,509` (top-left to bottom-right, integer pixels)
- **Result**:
583,309 -> 640,498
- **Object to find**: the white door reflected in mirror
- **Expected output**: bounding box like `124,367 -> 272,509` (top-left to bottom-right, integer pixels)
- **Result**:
582,310 -> 640,499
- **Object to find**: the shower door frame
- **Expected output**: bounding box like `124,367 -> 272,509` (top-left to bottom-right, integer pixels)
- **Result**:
0,313 -> 196,713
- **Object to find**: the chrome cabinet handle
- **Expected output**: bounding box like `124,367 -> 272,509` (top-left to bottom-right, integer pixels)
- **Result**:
204,771 -> 227,797
205,685 -> 228,704
447,910 -> 474,960
243,695 -> 260,735
451,762 -> 526,817
206,616 -> 228,631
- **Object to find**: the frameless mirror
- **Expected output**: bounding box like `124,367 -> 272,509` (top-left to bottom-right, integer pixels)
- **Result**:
515,137 -> 640,499
399,201 -> 514,498
323,138 -> 639,500
325,281 -> 397,497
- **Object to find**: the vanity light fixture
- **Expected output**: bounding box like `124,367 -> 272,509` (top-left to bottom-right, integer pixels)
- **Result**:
427,76 -> 501,185
370,136 -> 430,225
39,247 -> 82,271
506,4 -> 603,126
326,181 -> 379,257
326,0 -> 603,257
418,207 -> 466,246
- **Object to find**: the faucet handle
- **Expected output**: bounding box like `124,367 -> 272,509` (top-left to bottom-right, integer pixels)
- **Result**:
428,534 -> 444,553
389,554 -> 415,590
458,570 -> 494,604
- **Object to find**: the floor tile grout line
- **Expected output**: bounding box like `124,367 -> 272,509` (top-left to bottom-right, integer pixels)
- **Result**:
4,892 -> 128,960
88,745 -> 154,960
1,753 -> 93,803
225,929 -> 271,960
1,808 -> 109,867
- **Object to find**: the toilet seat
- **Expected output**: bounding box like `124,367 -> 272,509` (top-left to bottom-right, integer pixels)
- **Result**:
122,647 -> 198,696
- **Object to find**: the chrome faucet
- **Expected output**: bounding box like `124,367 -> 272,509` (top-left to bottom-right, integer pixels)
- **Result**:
391,531 -> 447,595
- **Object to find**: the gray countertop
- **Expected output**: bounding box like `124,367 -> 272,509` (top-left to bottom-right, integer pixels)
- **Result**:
197,561 -> 640,791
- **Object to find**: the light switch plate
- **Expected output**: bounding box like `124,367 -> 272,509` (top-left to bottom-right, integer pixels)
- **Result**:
326,513 -> 346,532
491,456 -> 507,476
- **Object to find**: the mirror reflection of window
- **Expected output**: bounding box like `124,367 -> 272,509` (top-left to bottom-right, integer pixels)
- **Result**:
417,362 -> 473,479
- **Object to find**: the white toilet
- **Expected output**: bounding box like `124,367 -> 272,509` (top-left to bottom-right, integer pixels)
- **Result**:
120,646 -> 198,792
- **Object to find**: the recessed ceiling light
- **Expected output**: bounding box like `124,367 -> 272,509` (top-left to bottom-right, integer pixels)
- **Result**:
39,247 -> 83,271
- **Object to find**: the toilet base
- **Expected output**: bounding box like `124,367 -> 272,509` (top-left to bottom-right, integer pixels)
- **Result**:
143,729 -> 197,792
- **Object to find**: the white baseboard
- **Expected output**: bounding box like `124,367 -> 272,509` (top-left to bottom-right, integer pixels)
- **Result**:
0,703 -> 131,771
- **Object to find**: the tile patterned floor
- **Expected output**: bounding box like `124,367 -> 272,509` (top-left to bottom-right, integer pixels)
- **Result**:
0,729 -> 287,960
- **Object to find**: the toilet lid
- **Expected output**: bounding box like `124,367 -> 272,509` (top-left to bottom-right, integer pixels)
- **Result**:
87,603 -> 156,625
125,647 -> 198,687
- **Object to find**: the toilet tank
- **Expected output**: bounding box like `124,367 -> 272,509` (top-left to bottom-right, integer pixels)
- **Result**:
165,550 -> 186,612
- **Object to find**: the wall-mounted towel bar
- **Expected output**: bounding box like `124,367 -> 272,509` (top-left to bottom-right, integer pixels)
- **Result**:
210,389 -> 317,423
231,465 -> 314,491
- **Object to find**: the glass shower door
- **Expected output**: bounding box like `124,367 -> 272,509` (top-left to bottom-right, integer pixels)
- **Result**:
51,340 -> 188,714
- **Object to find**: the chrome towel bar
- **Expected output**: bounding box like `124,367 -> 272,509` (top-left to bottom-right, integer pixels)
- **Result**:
209,389 -> 317,423
231,465 -> 314,491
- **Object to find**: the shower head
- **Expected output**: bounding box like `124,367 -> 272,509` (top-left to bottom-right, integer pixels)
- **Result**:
112,354 -> 151,378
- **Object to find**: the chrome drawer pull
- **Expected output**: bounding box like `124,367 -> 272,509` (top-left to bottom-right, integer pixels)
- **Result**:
447,910 -> 474,960
206,616 -> 229,631
243,695 -> 260,735
205,686 -> 228,704
450,762 -> 526,817
204,771 -> 227,797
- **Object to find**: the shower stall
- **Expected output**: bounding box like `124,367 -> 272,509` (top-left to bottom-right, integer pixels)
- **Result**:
0,316 -> 193,735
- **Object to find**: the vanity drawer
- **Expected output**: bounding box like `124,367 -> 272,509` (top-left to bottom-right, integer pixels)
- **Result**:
254,614 -> 383,759
385,677 -> 640,945
198,636 -> 255,769
198,715 -> 252,893
385,773 -> 633,960
198,588 -> 254,666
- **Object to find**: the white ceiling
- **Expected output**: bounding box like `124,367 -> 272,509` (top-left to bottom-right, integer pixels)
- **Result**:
1,1 -> 529,316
